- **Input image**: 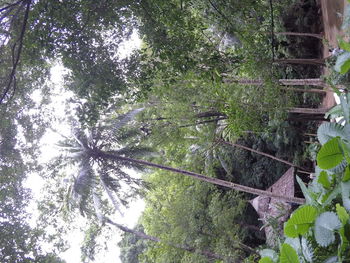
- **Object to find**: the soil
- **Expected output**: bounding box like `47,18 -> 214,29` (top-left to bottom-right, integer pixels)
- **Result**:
319,0 -> 348,108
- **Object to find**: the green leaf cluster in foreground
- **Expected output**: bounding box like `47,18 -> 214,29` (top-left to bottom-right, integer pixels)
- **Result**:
260,93 -> 350,263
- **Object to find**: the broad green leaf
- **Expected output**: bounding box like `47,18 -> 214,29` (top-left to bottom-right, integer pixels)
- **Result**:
334,52 -> 350,74
259,257 -> 274,263
280,243 -> 300,263
318,171 -> 331,189
314,212 -> 341,247
343,166 -> 350,182
339,39 -> 350,52
317,137 -> 343,169
284,205 -> 317,237
336,204 -> 349,225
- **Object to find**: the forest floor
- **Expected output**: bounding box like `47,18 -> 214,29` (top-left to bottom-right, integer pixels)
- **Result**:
320,0 -> 347,108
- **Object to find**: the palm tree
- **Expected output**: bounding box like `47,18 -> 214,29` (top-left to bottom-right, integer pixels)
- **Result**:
59,108 -> 304,208
59,108 -> 152,215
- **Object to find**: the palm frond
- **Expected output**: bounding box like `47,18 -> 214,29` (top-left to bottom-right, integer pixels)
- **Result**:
110,145 -> 154,159
92,192 -> 104,223
99,172 -> 124,216
106,108 -> 144,136
72,160 -> 95,216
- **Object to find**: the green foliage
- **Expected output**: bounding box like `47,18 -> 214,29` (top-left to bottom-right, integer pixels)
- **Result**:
140,170 -> 252,262
259,93 -> 350,262
317,137 -> 343,169
284,206 -> 317,238
119,224 -> 150,263
279,243 -> 299,263
314,212 -> 341,247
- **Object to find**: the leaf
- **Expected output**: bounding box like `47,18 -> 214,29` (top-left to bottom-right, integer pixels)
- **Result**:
280,243 -> 300,263
325,104 -> 342,120
340,94 -> 350,124
339,225 -> 350,257
259,257 -> 274,263
314,212 -> 341,247
301,237 -> 313,262
260,249 -> 278,262
317,137 -> 343,169
336,204 -> 349,225
297,176 -> 317,205
341,181 -> 350,211
344,223 -> 350,242
334,52 -> 350,74
343,166 -> 350,182
284,205 -> 318,238
321,185 -> 341,207
318,171 -> 331,189
339,39 -> 350,52
284,237 -> 301,253
317,122 -> 350,145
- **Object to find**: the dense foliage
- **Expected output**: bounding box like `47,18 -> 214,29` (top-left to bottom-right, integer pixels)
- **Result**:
0,0 -> 331,262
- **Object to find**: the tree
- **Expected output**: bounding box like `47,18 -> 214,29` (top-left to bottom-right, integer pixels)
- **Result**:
58,109 -> 304,207
0,93 -> 64,262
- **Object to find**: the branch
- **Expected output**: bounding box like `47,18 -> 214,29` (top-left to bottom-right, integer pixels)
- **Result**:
0,0 -> 31,104
0,0 -> 23,13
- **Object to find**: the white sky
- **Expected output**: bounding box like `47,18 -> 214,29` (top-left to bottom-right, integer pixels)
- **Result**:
25,33 -> 144,263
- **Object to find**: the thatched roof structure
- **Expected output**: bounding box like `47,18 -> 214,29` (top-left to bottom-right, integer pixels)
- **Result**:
249,167 -> 295,247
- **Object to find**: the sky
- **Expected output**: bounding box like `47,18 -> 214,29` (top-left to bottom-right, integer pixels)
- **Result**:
25,32 -> 144,263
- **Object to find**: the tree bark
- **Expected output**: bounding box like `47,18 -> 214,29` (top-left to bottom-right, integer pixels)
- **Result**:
92,150 -> 305,204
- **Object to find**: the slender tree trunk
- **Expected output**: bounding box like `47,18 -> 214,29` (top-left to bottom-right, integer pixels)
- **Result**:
274,58 -> 325,66
92,150 -> 305,204
288,107 -> 329,115
224,78 -> 326,87
274,32 -> 323,39
225,78 -> 327,87
223,77 -> 327,93
217,139 -> 311,173
105,218 -> 227,261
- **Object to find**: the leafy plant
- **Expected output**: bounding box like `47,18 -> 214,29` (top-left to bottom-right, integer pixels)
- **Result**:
257,91 -> 350,262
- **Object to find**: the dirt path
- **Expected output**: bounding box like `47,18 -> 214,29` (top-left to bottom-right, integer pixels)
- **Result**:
319,0 -> 348,108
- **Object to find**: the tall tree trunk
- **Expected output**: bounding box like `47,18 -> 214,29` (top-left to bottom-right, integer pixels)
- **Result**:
274,58 -> 325,66
105,218 -> 228,261
274,32 -> 323,39
222,77 -> 327,93
93,150 -> 305,204
288,107 -> 329,115
225,78 -> 326,87
217,139 -> 311,173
